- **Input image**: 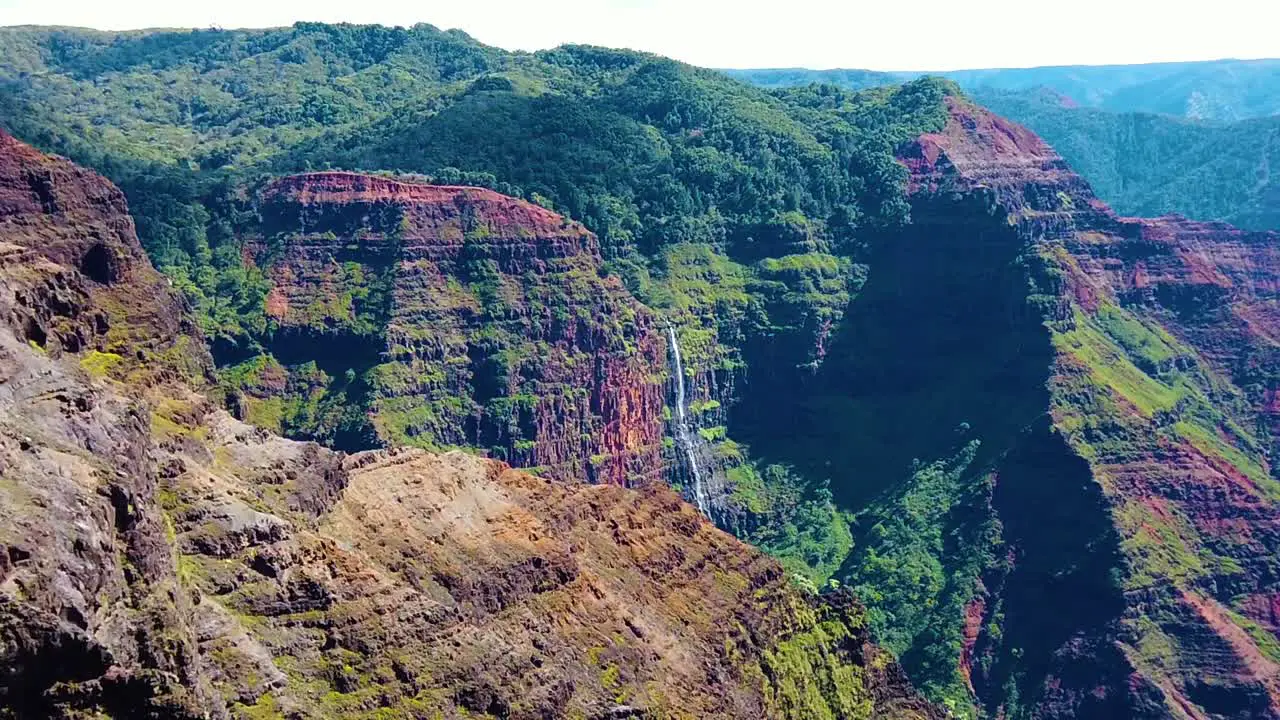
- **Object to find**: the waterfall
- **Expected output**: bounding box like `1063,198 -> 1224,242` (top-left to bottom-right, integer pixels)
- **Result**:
666,324 -> 710,516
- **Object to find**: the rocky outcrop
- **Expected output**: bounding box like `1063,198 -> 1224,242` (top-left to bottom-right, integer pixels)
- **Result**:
894,97 -> 1280,719
0,131 -> 205,380
0,129 -> 215,717
235,171 -> 666,486
0,135 -> 940,719
165,438 -> 942,719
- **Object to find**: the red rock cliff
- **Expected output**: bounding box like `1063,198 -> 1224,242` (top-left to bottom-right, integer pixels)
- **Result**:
241,171 -> 666,486
898,97 -> 1280,718
0,130 -> 203,376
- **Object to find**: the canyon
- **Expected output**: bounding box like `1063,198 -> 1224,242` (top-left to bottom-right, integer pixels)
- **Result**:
0,130 -> 941,719
0,23 -> 1278,720
162,96 -> 1280,718
860,96 -> 1280,717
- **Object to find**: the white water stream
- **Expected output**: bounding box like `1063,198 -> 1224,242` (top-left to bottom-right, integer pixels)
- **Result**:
666,324 -> 710,516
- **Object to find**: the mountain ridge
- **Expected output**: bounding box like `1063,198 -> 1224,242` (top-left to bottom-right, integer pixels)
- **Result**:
727,60 -> 1280,233
884,93 -> 1280,718
725,57 -> 1280,120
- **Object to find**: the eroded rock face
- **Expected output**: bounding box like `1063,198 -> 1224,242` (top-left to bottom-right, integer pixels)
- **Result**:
236,172 -> 666,486
0,131 -> 203,375
0,135 -> 940,719
163,441 -> 941,719
0,129 -> 215,717
899,98 -> 1280,719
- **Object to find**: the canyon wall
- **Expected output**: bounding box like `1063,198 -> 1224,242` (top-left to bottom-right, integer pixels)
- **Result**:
890,97 -> 1280,718
213,100 -> 1280,719
0,131 -> 940,719
234,172 -> 667,487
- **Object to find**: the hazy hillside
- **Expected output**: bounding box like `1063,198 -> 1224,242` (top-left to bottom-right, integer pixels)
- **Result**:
972,86 -> 1280,231
726,58 -> 1280,120
723,67 -> 901,91
728,61 -> 1280,231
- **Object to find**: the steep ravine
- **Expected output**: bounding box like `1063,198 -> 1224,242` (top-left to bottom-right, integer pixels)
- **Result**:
209,95 -> 1280,718
871,97 -> 1280,718
10,50 -> 1279,715
716,95 -> 1280,718
0,131 -> 945,718
725,164 -> 1134,716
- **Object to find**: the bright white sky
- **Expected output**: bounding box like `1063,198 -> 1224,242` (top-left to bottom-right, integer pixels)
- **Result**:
1,0 -> 1277,71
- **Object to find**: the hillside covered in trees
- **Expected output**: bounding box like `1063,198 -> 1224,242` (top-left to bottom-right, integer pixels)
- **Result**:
0,20 -> 955,609
729,62 -> 1280,232
970,87 -> 1280,231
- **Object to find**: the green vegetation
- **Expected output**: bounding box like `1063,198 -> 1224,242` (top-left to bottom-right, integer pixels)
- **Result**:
218,354 -> 373,447
1225,605 -> 1280,665
756,600 -> 874,720
1041,268 -> 1280,707
1173,420 -> 1274,494
0,26 -> 949,376
0,24 -> 952,488
0,24 -> 949,296
1053,310 -> 1184,416
729,66 -> 1280,232
25,25 -> 1280,719
79,350 -> 124,379
971,87 -> 1280,232
0,23 -> 955,601
844,442 -> 995,717
1113,499 -> 1208,591
730,462 -> 854,586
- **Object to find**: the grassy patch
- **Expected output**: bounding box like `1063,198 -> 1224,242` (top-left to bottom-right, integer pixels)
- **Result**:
1113,500 -> 1206,590
760,615 -> 873,720
79,350 -> 124,379
1052,312 -> 1183,416
1130,616 -> 1181,671
1173,420 -> 1277,498
1224,606 -> 1280,665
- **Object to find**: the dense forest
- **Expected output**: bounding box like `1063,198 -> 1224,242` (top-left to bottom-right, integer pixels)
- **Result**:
730,63 -> 1280,232
0,23 -> 948,343
971,87 -> 1280,231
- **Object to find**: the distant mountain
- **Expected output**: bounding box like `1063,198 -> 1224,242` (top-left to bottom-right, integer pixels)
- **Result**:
942,59 -> 1280,120
971,86 -> 1280,232
721,67 -> 901,91
725,58 -> 1280,121
727,60 -> 1280,232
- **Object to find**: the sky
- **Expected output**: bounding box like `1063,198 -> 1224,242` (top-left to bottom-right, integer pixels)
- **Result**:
1,0 -> 1278,71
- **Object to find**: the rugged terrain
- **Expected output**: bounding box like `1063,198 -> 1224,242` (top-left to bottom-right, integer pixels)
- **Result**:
229,170 -> 666,486
730,65 -> 1280,234
842,97 -> 1280,718
0,130 -> 941,718
2,22 -> 1280,720
967,87 -> 1280,232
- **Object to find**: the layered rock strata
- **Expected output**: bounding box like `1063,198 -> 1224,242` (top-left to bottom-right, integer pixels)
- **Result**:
0,132 -> 940,720
238,172 -> 666,486
897,97 -> 1280,719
